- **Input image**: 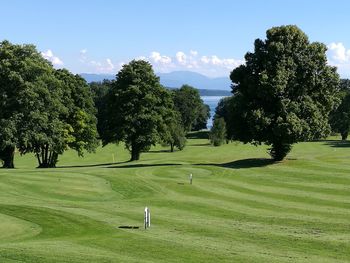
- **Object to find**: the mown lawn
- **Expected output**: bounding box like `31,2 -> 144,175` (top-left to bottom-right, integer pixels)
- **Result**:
0,135 -> 349,262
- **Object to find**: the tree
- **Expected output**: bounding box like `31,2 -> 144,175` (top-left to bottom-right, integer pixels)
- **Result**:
214,96 -> 235,141
229,25 -> 340,161
193,104 -> 210,131
15,69 -> 99,168
210,117 -> 227,146
90,80 -> 112,138
103,60 -> 174,161
0,40 -> 99,168
329,79 -> 350,140
162,111 -> 186,152
173,85 -> 208,132
0,40 -> 59,168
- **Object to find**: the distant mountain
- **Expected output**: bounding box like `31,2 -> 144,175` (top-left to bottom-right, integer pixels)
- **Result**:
80,73 -> 115,83
80,71 -> 232,91
158,71 -> 231,90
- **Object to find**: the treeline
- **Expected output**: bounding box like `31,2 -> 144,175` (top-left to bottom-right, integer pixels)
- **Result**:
89,61 -> 210,161
0,43 -> 210,168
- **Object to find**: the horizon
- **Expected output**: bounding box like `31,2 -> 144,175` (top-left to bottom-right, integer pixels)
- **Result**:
1,1 -> 350,78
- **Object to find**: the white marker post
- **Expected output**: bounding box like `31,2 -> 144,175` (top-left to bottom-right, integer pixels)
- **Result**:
189,173 -> 193,185
144,207 -> 151,229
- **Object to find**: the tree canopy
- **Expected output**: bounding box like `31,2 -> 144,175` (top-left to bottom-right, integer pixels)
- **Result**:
173,84 -> 210,132
102,60 -> 176,161
0,40 -> 98,168
229,25 -> 340,160
329,79 -> 350,140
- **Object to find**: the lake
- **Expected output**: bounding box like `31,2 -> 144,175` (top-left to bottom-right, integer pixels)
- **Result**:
201,96 -> 227,128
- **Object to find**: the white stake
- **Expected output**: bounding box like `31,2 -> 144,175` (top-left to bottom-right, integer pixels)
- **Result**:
112,154 -> 115,163
144,207 -> 151,229
190,173 -> 193,185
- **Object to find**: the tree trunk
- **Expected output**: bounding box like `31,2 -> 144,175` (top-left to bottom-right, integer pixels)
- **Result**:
269,142 -> 292,161
130,144 -> 140,161
170,143 -> 174,152
1,145 -> 15,168
341,131 -> 348,141
37,147 -> 58,168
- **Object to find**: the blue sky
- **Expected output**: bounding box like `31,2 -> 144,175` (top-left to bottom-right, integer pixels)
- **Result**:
1,0 -> 350,77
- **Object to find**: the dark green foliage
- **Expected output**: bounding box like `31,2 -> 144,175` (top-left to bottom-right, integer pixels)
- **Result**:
268,142 -> 292,161
54,70 -> 99,154
173,85 -> 209,132
229,25 -> 340,160
0,40 -> 57,168
90,80 -> 112,138
0,40 -> 99,168
210,117 -> 227,146
329,79 -> 350,140
214,96 -> 234,141
162,112 -> 186,152
103,60 -> 175,161
193,104 -> 210,131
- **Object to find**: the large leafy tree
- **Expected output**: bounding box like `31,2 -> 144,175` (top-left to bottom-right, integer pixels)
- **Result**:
0,40 -> 59,168
103,60 -> 175,161
329,79 -> 350,140
0,40 -> 99,168
173,85 -> 209,132
230,25 -> 340,161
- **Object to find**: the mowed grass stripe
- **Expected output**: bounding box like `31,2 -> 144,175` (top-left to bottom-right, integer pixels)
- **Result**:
0,136 -> 350,262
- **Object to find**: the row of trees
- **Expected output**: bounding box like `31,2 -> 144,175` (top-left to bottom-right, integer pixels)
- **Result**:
90,63 -> 210,160
210,25 -> 341,161
0,43 -> 210,168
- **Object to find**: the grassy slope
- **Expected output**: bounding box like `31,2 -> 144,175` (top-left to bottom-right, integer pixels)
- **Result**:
0,136 -> 349,262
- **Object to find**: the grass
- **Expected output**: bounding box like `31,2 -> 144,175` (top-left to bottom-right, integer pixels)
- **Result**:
0,135 -> 350,262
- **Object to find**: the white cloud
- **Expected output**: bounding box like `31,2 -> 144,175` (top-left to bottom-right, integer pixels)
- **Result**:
135,50 -> 243,77
77,50 -> 243,77
327,42 -> 350,62
176,51 -> 187,65
150,52 -> 172,64
106,58 -> 114,70
41,49 -> 63,66
190,50 -> 198,56
327,42 -> 350,78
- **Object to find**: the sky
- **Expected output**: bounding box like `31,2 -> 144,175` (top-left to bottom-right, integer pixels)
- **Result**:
1,0 -> 350,78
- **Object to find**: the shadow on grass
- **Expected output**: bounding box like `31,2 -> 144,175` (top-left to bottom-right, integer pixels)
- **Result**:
186,130 -> 209,139
196,158 -> 275,169
148,149 -> 172,153
189,143 -> 211,147
323,140 -> 350,148
56,162 -> 125,169
107,163 -> 182,169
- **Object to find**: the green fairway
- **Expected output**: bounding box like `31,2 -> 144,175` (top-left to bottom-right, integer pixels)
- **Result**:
0,136 -> 350,262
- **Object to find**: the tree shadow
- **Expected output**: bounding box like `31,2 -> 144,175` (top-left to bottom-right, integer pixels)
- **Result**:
190,143 -> 211,147
323,140 -> 350,148
107,163 -> 182,169
56,161 -> 130,169
196,158 -> 275,169
148,149 -> 172,153
186,131 -> 209,139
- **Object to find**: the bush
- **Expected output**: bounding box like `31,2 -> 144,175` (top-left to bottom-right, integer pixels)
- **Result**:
210,118 -> 227,146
